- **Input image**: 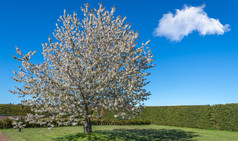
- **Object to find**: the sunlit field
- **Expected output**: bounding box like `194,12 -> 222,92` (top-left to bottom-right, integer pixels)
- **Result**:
1,125 -> 238,141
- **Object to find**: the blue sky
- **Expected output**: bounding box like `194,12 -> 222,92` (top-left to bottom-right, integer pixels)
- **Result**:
0,0 -> 237,106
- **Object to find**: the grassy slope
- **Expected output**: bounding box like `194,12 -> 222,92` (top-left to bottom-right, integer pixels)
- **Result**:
1,125 -> 238,141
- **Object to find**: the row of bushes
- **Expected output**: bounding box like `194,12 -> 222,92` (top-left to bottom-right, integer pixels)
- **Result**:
140,105 -> 214,129
2,103 -> 238,131
0,118 -> 13,128
211,104 -> 238,131
90,119 -> 150,125
101,103 -> 238,131
0,118 -> 150,129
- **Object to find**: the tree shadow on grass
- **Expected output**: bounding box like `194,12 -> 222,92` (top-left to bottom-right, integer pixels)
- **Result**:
53,129 -> 199,141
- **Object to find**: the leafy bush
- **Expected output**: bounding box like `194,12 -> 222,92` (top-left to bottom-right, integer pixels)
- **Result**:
3,118 -> 13,128
0,119 -> 2,128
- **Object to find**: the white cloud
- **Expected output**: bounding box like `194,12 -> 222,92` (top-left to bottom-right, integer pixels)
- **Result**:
154,5 -> 230,42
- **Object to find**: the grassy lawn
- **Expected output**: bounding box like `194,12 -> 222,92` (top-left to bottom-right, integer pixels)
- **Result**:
1,125 -> 238,141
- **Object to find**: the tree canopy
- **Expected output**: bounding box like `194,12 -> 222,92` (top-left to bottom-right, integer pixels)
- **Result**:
10,3 -> 154,133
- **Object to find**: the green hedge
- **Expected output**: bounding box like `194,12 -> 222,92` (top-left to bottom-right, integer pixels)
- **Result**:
141,104 -> 238,131
101,105 -> 214,129
0,118 -> 150,129
139,105 -> 213,129
91,119 -> 150,125
2,103 -> 238,131
102,104 -> 238,131
211,104 -> 238,131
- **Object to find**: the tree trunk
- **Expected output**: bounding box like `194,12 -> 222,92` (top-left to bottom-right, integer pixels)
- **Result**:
83,104 -> 92,134
83,118 -> 92,134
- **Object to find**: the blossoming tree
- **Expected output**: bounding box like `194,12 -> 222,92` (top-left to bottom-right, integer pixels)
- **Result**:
10,3 -> 154,134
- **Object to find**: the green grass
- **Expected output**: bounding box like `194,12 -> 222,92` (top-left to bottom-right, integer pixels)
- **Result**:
1,125 -> 238,141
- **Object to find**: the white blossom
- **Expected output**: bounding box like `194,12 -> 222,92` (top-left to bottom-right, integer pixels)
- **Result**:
10,3 -> 154,133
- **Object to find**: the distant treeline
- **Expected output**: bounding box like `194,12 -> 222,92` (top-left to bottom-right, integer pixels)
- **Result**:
0,104 -> 32,116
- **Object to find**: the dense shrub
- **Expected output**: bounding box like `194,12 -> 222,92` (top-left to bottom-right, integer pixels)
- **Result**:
139,105 -> 213,129
3,118 -> 13,128
102,104 -> 238,131
211,104 -> 238,131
